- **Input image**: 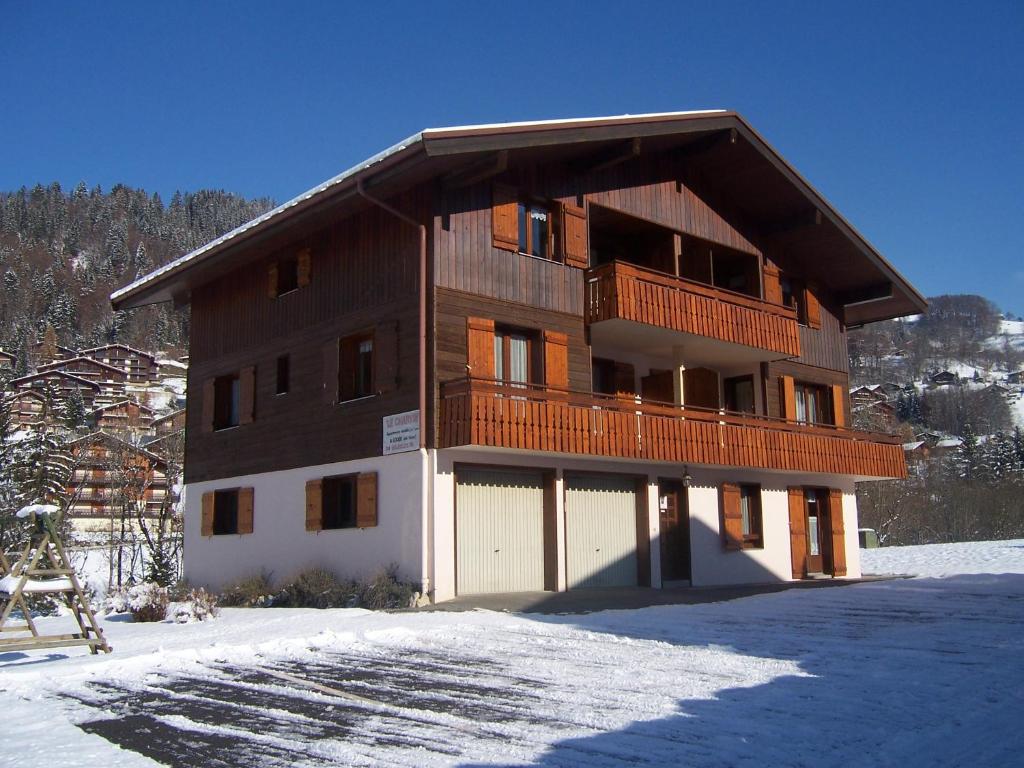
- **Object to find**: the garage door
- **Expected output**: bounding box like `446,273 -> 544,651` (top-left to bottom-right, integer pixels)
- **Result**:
456,468 -> 545,594
565,474 -> 639,588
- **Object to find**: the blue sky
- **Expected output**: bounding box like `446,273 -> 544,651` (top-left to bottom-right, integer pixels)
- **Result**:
2,1 -> 1022,314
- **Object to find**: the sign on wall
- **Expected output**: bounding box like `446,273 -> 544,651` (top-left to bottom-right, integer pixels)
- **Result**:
383,410 -> 420,455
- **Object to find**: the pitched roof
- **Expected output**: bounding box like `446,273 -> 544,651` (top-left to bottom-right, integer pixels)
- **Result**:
9,370 -> 102,390
111,110 -> 926,324
38,356 -> 129,377
80,343 -> 156,361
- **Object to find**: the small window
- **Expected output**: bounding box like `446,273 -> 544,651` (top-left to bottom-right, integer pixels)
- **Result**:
276,355 -> 290,395
780,275 -> 808,324
322,476 -> 357,530
518,200 -> 554,260
213,374 -> 240,430
724,375 -> 756,414
339,332 -> 374,401
494,326 -> 539,386
213,489 -> 239,535
592,357 -> 617,396
795,382 -> 833,425
277,256 -> 299,295
739,484 -> 763,548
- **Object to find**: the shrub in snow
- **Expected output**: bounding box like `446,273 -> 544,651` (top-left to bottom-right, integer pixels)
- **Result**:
170,587 -> 220,623
359,565 -> 418,610
274,567 -> 359,609
220,571 -> 274,607
127,582 -> 169,622
104,589 -> 130,615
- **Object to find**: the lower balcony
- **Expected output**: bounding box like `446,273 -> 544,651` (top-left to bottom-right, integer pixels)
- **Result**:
439,378 -> 906,479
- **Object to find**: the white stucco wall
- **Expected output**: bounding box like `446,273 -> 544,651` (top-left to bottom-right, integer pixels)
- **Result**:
183,450 -> 425,592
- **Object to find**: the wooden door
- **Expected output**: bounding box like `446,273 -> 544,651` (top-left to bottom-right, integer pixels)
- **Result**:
804,488 -> 825,574
658,479 -> 691,582
683,367 -> 720,409
641,370 -> 675,404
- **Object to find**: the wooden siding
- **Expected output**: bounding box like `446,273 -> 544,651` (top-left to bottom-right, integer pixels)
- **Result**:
796,295 -> 849,372
585,261 -> 801,357
440,379 -> 905,479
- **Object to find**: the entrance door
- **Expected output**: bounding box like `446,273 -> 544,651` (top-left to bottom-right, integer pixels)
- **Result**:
804,488 -> 824,574
658,479 -> 691,581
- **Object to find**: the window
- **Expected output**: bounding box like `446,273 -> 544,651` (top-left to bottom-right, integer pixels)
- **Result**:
276,355 -> 290,395
305,472 -> 378,532
200,487 -> 254,536
268,248 -> 310,298
517,200 -> 554,260
339,332 -> 374,401
494,326 -> 536,386
592,358 -> 617,396
213,489 -> 239,535
724,375 -> 756,414
739,484 -> 763,547
322,476 -> 357,530
795,382 -> 833,425
277,256 -> 299,295
780,275 -> 808,324
213,374 -> 240,430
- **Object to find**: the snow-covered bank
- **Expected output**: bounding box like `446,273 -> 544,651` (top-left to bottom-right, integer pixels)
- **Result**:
861,537 -> 1024,578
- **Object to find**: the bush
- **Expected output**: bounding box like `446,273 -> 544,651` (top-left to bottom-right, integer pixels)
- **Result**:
170,587 -> 220,623
274,567 -> 359,609
359,565 -> 418,610
127,582 -> 169,622
220,572 -> 274,607
104,589 -> 130,615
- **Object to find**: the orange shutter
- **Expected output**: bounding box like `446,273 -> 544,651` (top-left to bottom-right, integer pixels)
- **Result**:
763,263 -> 782,305
561,202 -> 588,268
201,492 -> 214,536
831,384 -> 846,427
491,183 -> 519,252
614,361 -> 636,400
267,262 -> 278,298
297,248 -> 312,287
543,330 -> 569,393
781,376 -> 797,420
305,479 -> 323,532
829,489 -> 847,576
323,339 -> 339,404
201,378 -> 215,433
356,472 -> 378,528
237,487 -> 254,534
239,366 -> 256,425
721,483 -> 743,550
788,487 -> 807,579
466,317 -> 496,380
806,285 -> 822,329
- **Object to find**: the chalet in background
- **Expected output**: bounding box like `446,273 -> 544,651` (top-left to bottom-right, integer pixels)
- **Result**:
113,110 -> 925,601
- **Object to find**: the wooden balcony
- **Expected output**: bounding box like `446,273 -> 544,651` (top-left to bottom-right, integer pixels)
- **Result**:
585,261 -> 801,359
439,379 -> 906,479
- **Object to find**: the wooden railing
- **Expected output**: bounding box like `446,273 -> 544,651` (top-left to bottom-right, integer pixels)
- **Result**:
439,378 -> 906,479
585,261 -> 801,357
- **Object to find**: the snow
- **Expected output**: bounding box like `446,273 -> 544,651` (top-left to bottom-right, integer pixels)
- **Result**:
1,540 -> 1023,766
15,503 -> 59,518
0,574 -> 72,593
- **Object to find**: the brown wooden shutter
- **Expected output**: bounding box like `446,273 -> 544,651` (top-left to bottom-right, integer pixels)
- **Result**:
267,262 -> 278,298
831,384 -> 846,427
239,366 -> 256,425
237,487 -> 254,534
305,479 -> 323,532
297,248 -> 311,287
543,330 -> 569,392
201,491 -> 214,536
781,375 -> 797,420
491,183 -> 519,252
788,487 -> 807,579
561,202 -> 588,268
614,361 -> 636,400
806,285 -> 822,329
356,472 -> 378,528
828,489 -> 847,576
201,378 -> 215,433
467,317 -> 496,379
721,483 -> 743,551
763,263 -> 783,304
323,339 -> 339,404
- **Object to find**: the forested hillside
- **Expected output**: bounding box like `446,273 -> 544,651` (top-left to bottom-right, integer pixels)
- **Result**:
0,182 -> 273,370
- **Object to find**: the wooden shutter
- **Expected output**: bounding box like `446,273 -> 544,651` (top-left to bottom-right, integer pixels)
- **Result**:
561,202 -> 588,268
201,378 -> 215,433
305,479 -> 323,532
780,375 -> 797,420
201,492 -> 214,536
491,183 -> 519,251
763,263 -> 783,305
543,330 -> 568,392
683,367 -> 720,409
806,285 -> 822,329
721,483 -> 743,551
831,384 -> 846,427
237,487 -> 254,534
356,472 -> 378,528
467,317 -> 496,379
322,339 -> 339,404
828,489 -> 847,576
297,248 -> 311,287
787,487 -> 807,579
239,366 -> 256,425
613,361 -> 636,400
267,262 -> 279,298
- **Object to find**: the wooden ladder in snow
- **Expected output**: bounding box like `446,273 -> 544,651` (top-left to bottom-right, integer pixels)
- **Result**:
0,512 -> 111,655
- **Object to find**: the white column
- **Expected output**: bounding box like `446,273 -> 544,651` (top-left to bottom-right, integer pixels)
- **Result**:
555,468 -> 567,592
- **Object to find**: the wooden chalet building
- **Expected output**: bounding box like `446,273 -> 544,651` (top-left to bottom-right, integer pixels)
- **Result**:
80,344 -> 159,383
112,111 -> 925,601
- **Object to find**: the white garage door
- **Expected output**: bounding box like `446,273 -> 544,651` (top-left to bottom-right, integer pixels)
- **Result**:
565,474 -> 639,588
456,468 -> 545,594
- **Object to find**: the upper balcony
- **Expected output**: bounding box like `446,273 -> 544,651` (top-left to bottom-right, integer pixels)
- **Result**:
439,378 -> 906,480
586,261 -> 801,362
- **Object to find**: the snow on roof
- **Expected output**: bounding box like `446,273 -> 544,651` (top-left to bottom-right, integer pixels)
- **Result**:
10,370 -> 102,389
39,356 -> 128,376
903,441 -> 926,451
80,343 -> 156,360
156,358 -> 188,370
935,438 -> 962,449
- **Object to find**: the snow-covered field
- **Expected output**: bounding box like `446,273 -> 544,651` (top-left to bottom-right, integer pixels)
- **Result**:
2,541 -> 1023,767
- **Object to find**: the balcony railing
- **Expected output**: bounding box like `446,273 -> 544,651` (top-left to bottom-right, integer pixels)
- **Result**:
439,378 -> 906,479
586,261 -> 801,358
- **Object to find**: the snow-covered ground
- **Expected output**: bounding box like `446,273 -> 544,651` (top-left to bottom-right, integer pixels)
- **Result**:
2,541 -> 1023,767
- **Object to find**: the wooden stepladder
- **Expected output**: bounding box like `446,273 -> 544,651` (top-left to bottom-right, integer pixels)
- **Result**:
0,506 -> 111,654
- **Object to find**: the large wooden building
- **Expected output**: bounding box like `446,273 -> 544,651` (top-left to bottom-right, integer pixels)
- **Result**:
112,111 -> 924,600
